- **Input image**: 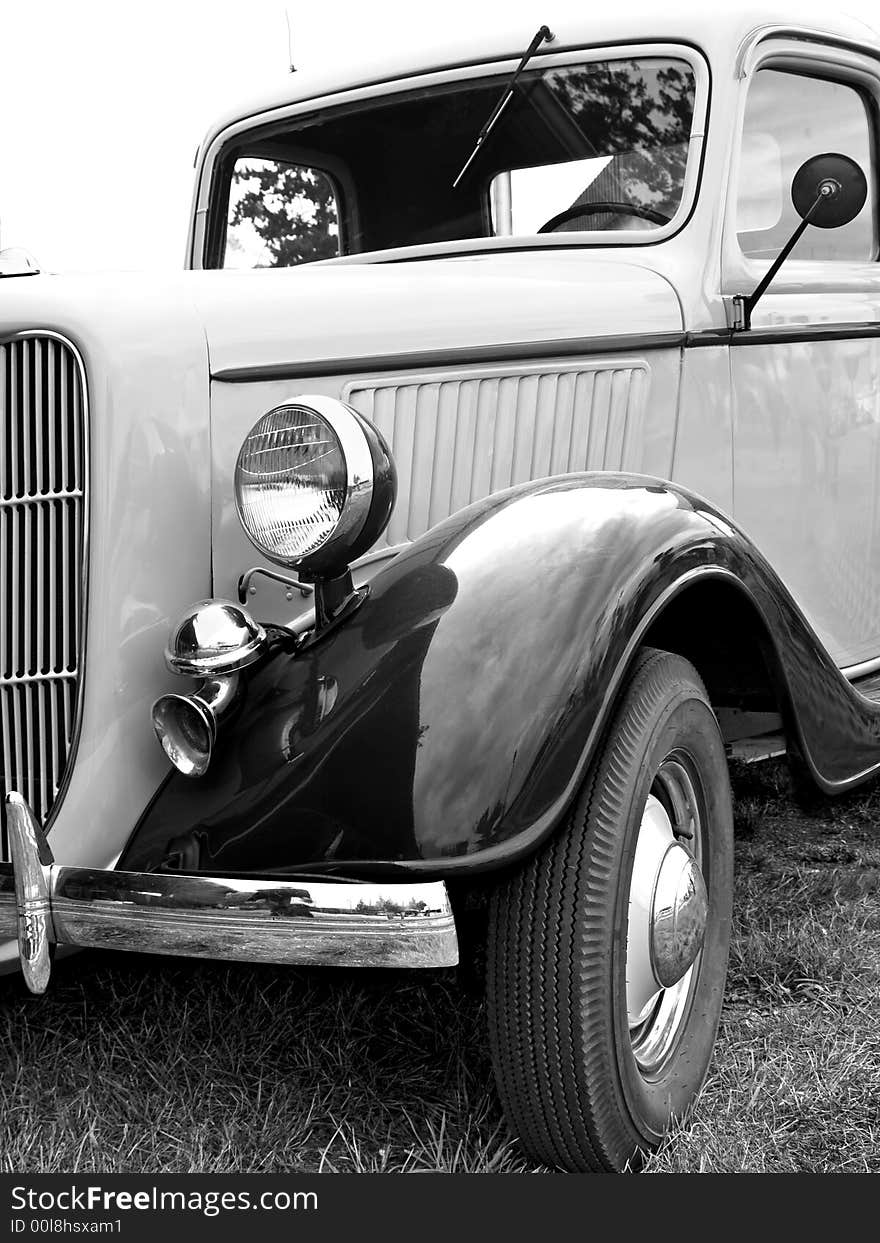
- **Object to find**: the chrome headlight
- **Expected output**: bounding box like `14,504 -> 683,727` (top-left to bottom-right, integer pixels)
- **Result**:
234,395 -> 396,575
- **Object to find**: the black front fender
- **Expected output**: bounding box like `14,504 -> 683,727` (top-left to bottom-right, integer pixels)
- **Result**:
122,474 -> 880,877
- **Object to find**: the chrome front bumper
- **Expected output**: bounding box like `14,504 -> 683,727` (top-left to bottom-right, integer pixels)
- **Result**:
0,793 -> 458,994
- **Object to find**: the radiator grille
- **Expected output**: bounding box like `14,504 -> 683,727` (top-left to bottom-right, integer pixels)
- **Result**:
0,334 -> 87,854
346,363 -> 647,547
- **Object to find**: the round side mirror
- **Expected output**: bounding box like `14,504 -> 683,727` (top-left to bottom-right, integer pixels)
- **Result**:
791,153 -> 868,229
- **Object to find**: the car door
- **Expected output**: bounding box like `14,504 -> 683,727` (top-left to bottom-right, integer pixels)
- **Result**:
724,42 -> 880,670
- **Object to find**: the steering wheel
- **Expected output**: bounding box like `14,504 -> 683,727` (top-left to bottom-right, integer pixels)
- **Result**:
537,200 -> 671,233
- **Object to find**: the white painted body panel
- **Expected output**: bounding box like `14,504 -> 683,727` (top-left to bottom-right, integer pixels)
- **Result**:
730,292 -> 880,667
0,275 -> 211,965
193,255 -> 681,376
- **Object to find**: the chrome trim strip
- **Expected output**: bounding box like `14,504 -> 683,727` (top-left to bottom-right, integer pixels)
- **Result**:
213,322 -> 880,383
211,332 -> 686,382
0,795 -> 457,988
0,330 -> 90,847
844,654 -> 880,682
726,323 -> 880,348
735,24 -> 880,78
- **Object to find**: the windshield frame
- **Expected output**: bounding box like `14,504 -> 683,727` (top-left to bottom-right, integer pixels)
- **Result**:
194,41 -> 711,270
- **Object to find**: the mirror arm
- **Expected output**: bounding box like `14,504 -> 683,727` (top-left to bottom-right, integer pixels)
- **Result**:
733,188 -> 827,332
736,217 -> 809,331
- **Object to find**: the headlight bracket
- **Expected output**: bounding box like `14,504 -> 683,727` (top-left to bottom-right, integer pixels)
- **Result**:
300,570 -> 369,642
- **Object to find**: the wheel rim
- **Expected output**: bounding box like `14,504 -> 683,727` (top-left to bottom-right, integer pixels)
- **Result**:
626,754 -> 708,1075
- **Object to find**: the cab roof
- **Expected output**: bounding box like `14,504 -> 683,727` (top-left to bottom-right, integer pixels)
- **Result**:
200,2 -> 880,154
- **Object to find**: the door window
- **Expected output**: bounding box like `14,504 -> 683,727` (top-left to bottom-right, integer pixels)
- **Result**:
737,68 -> 876,262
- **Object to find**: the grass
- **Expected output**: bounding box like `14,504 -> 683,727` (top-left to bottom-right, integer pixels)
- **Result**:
646,761 -> 880,1172
2,759 -> 879,1173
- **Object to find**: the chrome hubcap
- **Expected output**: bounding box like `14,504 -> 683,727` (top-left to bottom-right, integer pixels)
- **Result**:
626,759 -> 708,1073
651,842 -> 708,987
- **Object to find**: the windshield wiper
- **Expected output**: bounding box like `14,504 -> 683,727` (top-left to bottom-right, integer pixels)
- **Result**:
452,24 -> 555,189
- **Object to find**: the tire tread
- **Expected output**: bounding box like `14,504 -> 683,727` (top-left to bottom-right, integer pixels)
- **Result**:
487,649 -> 730,1171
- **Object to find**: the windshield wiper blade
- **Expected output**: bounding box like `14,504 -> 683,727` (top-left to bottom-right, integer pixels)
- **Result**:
452,24 -> 555,189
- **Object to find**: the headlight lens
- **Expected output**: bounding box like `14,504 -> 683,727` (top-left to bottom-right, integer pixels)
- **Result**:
235,403 -> 350,564
234,395 -> 396,575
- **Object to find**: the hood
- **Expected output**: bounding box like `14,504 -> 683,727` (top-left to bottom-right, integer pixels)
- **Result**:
191,251 -> 683,379
0,253 -> 682,375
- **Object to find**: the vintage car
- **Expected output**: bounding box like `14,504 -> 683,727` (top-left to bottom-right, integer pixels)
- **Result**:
2,2 -> 880,1173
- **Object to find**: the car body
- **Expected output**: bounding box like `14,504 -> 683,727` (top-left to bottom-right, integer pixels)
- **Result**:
3,2 -> 880,1171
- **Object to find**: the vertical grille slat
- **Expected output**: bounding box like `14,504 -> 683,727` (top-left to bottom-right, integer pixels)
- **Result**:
11,503 -> 21,674
11,686 -> 25,826
1,333 -> 87,856
11,345 -> 20,498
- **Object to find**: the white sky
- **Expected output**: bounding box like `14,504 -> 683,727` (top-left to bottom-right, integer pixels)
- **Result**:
1,1 -> 877,272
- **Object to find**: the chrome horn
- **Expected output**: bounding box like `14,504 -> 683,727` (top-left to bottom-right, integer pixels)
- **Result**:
151,599 -> 268,777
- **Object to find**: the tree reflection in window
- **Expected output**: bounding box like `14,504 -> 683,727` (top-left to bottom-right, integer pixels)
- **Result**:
526,60 -> 695,229
226,158 -> 340,268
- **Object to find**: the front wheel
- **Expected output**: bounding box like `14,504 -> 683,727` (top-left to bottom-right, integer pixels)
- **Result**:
487,648 -> 734,1172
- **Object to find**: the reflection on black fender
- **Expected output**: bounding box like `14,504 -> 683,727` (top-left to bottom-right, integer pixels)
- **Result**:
122,474 -> 880,878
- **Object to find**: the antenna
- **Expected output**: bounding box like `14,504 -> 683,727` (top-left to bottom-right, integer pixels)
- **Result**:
285,8 -> 296,73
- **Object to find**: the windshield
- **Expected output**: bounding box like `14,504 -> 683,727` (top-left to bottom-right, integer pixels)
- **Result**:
212,55 -> 696,269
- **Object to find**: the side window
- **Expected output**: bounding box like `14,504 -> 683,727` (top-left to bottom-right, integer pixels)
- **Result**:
737,68 -> 876,262
223,157 -> 341,268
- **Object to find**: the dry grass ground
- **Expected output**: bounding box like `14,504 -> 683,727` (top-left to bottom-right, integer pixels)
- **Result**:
2,759 -> 879,1174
